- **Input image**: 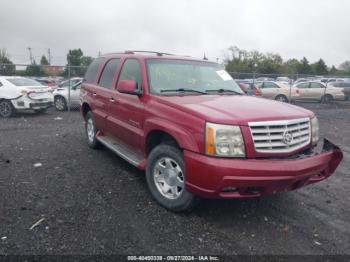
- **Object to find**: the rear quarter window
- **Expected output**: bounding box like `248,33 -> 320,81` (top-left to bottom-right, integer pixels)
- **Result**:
84,58 -> 104,84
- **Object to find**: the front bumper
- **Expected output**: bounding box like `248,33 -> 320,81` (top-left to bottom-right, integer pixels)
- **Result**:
184,139 -> 343,198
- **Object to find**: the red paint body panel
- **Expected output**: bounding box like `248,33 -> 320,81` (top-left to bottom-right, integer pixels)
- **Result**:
80,53 -> 343,199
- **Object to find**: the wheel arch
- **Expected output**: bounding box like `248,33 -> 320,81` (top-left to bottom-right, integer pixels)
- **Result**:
144,118 -> 200,155
81,102 -> 91,118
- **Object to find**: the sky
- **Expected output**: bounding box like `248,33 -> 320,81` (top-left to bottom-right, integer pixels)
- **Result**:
0,0 -> 349,67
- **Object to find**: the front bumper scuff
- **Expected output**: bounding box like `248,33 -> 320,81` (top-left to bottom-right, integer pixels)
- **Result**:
184,138 -> 343,198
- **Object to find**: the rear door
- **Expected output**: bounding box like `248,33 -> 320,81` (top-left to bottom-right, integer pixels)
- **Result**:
296,82 -> 310,100
107,58 -> 145,154
82,58 -> 109,131
259,81 -> 279,99
309,82 -> 326,100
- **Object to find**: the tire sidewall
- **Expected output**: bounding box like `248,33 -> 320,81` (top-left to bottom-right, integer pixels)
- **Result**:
0,100 -> 15,118
54,96 -> 67,111
276,95 -> 288,102
146,144 -> 196,212
85,111 -> 99,148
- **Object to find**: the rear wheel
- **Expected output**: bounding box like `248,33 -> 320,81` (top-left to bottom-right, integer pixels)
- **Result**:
321,94 -> 333,104
0,100 -> 15,118
85,111 -> 100,149
54,96 -> 67,111
146,144 -> 199,212
275,95 -> 288,103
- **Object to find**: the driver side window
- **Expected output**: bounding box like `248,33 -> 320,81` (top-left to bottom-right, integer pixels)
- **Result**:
118,59 -> 142,91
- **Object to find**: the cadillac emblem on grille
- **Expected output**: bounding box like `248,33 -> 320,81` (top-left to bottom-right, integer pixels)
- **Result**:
282,130 -> 293,145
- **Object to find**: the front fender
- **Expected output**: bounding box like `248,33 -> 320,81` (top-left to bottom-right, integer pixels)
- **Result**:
144,117 -> 200,153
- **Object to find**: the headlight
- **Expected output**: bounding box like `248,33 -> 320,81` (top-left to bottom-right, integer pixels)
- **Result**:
20,90 -> 28,96
205,122 -> 245,157
311,116 -> 319,145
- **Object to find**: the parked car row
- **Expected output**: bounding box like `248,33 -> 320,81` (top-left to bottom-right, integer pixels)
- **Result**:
0,76 -> 84,117
237,79 -> 348,103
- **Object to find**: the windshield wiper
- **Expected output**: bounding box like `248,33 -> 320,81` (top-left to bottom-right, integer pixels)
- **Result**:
160,88 -> 207,94
205,89 -> 242,95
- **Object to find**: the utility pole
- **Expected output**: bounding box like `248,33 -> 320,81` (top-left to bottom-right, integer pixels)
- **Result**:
27,47 -> 33,64
47,48 -> 52,65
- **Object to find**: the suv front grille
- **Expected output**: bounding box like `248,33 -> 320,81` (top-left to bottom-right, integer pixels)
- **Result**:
248,118 -> 311,153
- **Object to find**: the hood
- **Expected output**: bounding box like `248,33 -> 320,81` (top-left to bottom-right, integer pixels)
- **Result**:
154,95 -> 313,125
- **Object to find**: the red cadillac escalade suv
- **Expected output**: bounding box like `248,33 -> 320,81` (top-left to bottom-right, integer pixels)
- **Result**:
80,51 -> 343,211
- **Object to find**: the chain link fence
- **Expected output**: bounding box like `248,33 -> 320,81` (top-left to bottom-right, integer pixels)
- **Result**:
0,63 -> 349,119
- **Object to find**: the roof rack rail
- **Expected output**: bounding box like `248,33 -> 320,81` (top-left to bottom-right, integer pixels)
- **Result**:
100,51 -> 128,56
124,50 -> 175,56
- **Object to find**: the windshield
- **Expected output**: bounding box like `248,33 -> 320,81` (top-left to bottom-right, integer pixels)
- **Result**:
146,59 -> 243,95
7,78 -> 43,87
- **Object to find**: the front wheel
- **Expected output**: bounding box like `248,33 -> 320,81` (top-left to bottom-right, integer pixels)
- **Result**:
0,100 -> 15,118
54,96 -> 67,111
146,144 -> 199,212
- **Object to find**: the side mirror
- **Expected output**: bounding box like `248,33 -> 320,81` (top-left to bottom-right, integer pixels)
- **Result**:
117,80 -> 140,95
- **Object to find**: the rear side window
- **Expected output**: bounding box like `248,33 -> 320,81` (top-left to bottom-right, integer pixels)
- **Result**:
84,58 -> 103,83
99,59 -> 120,88
310,82 -> 324,88
297,82 -> 309,88
264,82 -> 278,88
118,59 -> 142,90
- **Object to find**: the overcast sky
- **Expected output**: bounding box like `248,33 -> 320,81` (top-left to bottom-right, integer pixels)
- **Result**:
1,0 -> 349,67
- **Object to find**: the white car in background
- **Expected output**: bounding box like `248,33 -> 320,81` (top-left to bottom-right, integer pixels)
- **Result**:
53,81 -> 82,111
0,76 -> 54,117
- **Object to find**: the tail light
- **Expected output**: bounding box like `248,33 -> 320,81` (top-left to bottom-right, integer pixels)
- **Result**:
296,89 -> 300,94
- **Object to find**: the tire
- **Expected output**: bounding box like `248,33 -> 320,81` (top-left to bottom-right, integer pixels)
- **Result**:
321,94 -> 333,104
54,96 -> 67,111
275,95 -> 288,103
146,144 -> 199,212
85,111 -> 100,149
0,100 -> 15,118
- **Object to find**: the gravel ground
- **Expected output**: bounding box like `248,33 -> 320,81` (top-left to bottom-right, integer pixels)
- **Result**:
0,101 -> 349,257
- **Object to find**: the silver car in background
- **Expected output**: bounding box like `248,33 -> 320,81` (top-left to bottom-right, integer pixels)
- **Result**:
293,81 -> 346,103
53,81 -> 82,111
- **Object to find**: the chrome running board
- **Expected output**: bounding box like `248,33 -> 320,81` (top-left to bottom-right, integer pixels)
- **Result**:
96,135 -> 144,166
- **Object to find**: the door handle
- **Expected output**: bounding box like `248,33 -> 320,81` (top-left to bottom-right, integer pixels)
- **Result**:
110,97 -> 118,103
92,93 -> 97,97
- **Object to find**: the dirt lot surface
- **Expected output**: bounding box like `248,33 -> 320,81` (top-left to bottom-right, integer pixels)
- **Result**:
0,101 -> 349,257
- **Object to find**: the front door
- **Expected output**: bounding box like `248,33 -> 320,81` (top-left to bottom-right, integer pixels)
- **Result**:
107,58 -> 145,155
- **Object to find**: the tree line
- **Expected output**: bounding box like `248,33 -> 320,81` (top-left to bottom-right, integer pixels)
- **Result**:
1,46 -> 350,77
0,48 -> 93,77
224,46 -> 350,77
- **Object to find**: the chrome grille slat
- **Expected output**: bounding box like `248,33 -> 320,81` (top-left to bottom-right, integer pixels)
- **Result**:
249,118 -> 311,153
